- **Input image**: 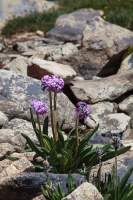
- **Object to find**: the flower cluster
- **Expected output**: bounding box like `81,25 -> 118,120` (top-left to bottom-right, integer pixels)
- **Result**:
74,101 -> 90,120
41,75 -> 64,93
31,100 -> 48,115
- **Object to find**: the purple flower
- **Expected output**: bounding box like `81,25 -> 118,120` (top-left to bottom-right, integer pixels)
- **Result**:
41,75 -> 64,93
74,101 -> 90,120
31,100 -> 48,115
111,133 -> 122,150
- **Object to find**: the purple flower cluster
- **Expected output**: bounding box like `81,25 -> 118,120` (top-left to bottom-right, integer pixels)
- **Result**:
74,101 -> 90,120
41,75 -> 64,93
31,100 -> 48,115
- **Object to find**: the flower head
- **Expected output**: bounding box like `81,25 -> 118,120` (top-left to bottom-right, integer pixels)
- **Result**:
74,101 -> 90,120
31,100 -> 48,115
41,75 -> 64,93
111,133 -> 122,150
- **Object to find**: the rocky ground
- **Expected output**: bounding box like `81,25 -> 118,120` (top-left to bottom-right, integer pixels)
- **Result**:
0,6 -> 133,200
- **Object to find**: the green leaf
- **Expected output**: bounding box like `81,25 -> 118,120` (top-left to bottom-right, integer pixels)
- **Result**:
57,126 -> 65,148
21,133 -> 45,159
6,156 -> 19,161
30,108 -> 40,141
43,116 -> 49,135
20,148 -> 33,153
101,146 -> 131,163
60,119 -> 65,130
43,134 -> 53,151
61,148 -> 72,167
119,166 -> 133,195
78,125 -> 99,153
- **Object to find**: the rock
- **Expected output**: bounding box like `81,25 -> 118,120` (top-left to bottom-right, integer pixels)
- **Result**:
32,195 -> 45,200
0,159 -> 12,173
121,140 -> 133,150
3,118 -> 39,145
57,17 -> 133,80
0,129 -> 26,148
0,70 -> 75,129
69,69 -> 133,103
4,57 -> 28,75
13,41 -> 36,53
118,53 -> 133,73
36,30 -> 44,37
119,95 -> 133,115
0,111 -> 9,127
61,43 -> 78,56
85,101 -> 117,131
0,54 -> 13,69
86,113 -> 131,135
28,58 -> 76,83
0,173 -> 84,200
122,112 -> 133,139
0,143 -> 17,161
0,98 -> 29,120
46,8 -> 103,43
91,150 -> 133,184
0,0 -> 58,29
0,157 -> 34,181
62,182 -> 103,200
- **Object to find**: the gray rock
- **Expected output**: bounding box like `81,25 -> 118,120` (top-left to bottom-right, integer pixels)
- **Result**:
46,8 -> 103,43
0,70 -> 75,129
0,111 -> 9,127
119,95 -> 133,115
118,53 -> 133,73
4,57 -> 28,76
62,182 -> 103,200
57,17 -> 133,80
0,129 -> 26,148
28,58 -> 77,83
3,118 -> 38,145
0,143 -> 17,161
69,69 -> 133,103
0,173 -> 84,200
0,98 -> 30,120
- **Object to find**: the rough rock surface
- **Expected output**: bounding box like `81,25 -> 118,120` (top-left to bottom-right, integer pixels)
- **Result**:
28,58 -> 76,83
46,8 -> 103,43
0,173 -> 84,200
119,95 -> 133,115
62,182 -> 104,200
69,69 -> 133,103
118,53 -> 133,73
57,17 -> 133,79
0,69 -> 75,129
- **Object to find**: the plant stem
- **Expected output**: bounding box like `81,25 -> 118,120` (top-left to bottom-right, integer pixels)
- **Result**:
36,113 -> 44,147
75,115 -> 79,159
98,159 -> 102,193
115,149 -> 118,200
49,91 -> 56,142
54,92 -> 58,142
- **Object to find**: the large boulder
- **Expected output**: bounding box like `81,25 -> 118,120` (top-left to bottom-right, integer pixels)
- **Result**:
57,17 -> 133,79
0,69 -> 75,129
46,8 -> 103,43
69,69 -> 133,103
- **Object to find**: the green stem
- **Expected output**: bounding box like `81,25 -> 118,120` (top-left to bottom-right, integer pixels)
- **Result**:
115,149 -> 118,200
36,113 -> 44,147
54,92 -> 58,142
49,91 -> 55,142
